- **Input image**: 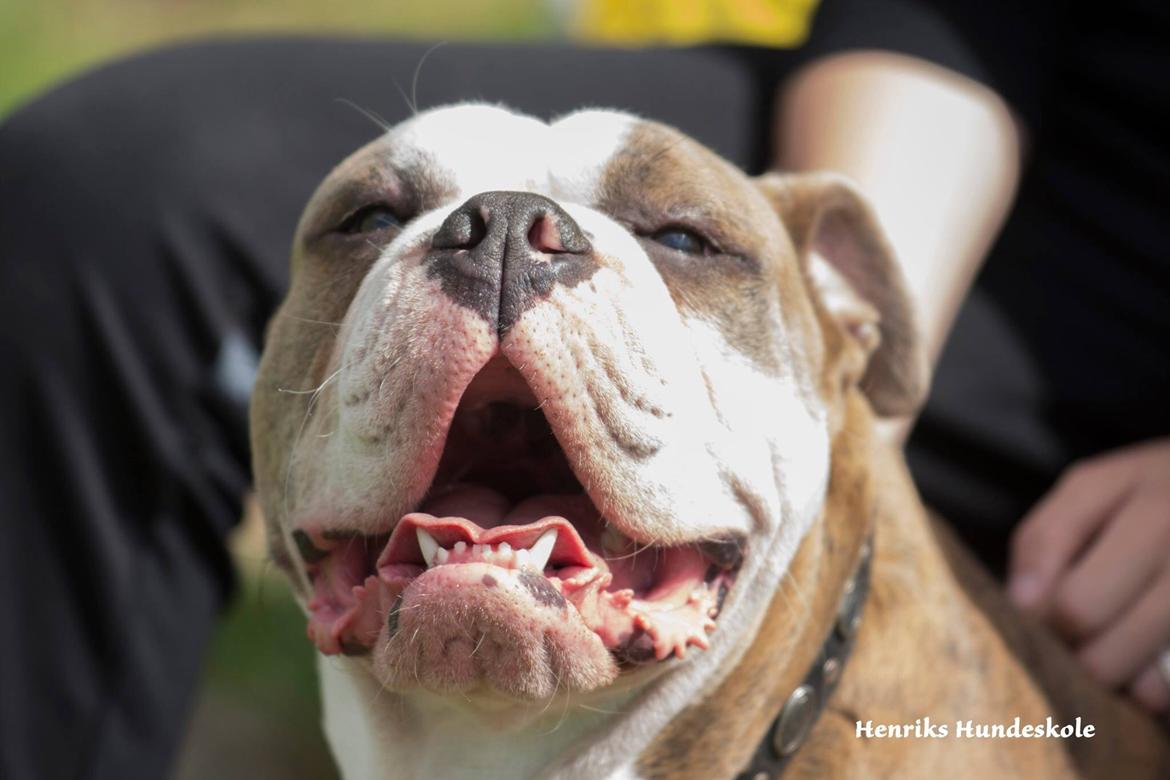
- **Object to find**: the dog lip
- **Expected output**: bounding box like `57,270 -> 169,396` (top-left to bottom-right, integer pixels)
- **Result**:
376,512 -> 597,573
698,536 -> 746,570
301,511 -> 745,661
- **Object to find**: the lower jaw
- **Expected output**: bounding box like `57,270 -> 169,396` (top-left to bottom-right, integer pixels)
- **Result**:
370,561 -> 626,700
304,542 -> 737,700
308,548 -> 734,656
304,501 -> 739,658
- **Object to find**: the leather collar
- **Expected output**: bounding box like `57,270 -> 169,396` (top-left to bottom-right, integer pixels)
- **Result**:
735,534 -> 874,779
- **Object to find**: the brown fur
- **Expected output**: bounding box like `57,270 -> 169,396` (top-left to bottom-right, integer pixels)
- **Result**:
638,388 -> 1169,778
598,123 -> 816,379
635,174 -> 1170,777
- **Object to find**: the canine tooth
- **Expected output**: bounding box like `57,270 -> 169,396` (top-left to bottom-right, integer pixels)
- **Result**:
454,541 -> 467,554
528,529 -> 557,571
417,529 -> 440,568
600,525 -> 633,555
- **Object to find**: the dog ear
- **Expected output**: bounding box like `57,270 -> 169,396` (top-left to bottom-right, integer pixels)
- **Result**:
756,172 -> 928,416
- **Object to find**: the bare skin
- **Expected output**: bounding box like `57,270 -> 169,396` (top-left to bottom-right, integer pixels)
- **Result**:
776,50 -> 1021,366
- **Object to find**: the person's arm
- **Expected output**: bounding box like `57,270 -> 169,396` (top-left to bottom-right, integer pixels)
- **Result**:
777,52 -> 1170,717
775,49 -> 1021,374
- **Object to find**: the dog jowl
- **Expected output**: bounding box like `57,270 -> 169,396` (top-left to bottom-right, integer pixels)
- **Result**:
249,104 -> 922,722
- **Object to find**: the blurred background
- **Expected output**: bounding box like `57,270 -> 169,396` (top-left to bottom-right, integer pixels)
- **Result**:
0,2 -> 559,777
0,0 -> 557,118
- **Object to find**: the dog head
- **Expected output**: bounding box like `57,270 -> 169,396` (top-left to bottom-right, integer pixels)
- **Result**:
250,103 -> 924,709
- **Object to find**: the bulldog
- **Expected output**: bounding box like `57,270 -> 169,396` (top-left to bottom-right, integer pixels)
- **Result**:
249,103 -> 1169,779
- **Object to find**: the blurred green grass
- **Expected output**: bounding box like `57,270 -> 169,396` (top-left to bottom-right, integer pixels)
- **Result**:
0,3 -> 558,774
174,568 -> 339,779
0,0 -> 557,119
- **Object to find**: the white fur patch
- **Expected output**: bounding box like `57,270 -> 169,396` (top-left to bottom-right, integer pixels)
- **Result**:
548,109 -> 637,204
385,104 -> 636,206
389,103 -> 551,195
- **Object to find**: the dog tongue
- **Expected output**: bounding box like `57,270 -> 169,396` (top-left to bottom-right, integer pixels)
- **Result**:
418,484 -> 512,526
418,484 -> 599,534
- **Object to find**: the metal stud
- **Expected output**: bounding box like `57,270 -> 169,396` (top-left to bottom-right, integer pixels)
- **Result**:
835,545 -> 869,640
836,584 -> 863,639
772,684 -> 818,757
822,656 -> 841,686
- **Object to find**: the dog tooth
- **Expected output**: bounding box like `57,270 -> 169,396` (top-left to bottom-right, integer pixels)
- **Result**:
417,529 -> 440,568
600,525 -> 633,555
528,529 -> 557,571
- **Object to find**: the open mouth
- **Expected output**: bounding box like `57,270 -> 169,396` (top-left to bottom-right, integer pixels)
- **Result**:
297,357 -> 743,667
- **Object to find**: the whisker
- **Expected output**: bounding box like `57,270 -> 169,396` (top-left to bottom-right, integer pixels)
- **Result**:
411,41 -> 449,115
334,97 -> 392,132
283,314 -> 344,328
573,702 -> 624,715
278,355 -> 358,589
277,363 -> 347,396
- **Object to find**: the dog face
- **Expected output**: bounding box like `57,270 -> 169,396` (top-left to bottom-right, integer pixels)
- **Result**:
250,104 -> 923,706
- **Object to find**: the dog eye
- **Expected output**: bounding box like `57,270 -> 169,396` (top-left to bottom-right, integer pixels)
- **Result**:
340,204 -> 401,234
652,227 -> 711,256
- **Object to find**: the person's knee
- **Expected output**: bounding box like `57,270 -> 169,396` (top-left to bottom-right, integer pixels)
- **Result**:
0,41 -> 267,231
0,46 -> 229,368
1,54 -> 181,247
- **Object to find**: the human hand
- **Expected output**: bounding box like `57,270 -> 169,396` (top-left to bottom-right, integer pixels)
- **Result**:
1007,438 -> 1170,715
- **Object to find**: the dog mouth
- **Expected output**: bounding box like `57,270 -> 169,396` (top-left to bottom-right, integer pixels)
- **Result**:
297,357 -> 743,668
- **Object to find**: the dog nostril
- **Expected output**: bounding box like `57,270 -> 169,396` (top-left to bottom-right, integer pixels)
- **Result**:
465,211 -> 487,248
432,208 -> 488,250
527,215 -> 565,254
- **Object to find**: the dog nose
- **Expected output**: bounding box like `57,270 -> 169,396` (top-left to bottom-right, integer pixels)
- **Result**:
432,191 -> 590,255
429,191 -> 594,334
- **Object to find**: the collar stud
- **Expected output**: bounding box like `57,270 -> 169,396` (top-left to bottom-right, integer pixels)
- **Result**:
771,683 -> 819,757
736,534 -> 874,779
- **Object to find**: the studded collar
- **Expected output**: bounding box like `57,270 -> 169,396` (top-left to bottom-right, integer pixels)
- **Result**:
734,534 -> 874,780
